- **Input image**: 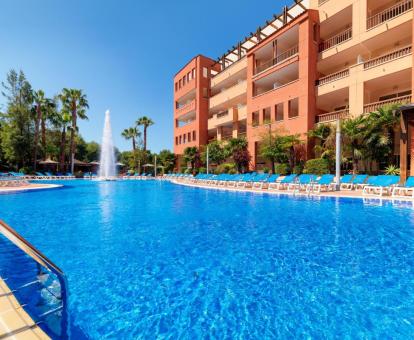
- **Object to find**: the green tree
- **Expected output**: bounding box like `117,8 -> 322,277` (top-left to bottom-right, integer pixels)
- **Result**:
60,88 -> 89,173
225,137 -> 250,173
259,132 -> 289,173
279,134 -> 303,171
136,116 -> 154,151
32,90 -> 55,169
85,142 -> 100,162
341,116 -> 367,173
0,69 -> 33,169
183,146 -> 200,172
121,127 -> 140,151
202,140 -> 227,166
157,149 -> 175,173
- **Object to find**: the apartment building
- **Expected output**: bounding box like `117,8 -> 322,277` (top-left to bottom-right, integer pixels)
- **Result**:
173,0 -> 414,171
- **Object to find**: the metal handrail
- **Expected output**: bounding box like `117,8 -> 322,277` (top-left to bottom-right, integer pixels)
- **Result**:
255,45 -> 299,75
319,27 -> 352,52
0,220 -> 69,339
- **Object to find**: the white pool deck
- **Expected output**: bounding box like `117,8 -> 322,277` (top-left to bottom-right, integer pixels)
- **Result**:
171,179 -> 414,202
0,278 -> 50,339
0,184 -> 62,194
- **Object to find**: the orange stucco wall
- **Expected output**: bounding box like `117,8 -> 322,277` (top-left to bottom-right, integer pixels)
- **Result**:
173,55 -> 218,156
246,10 -> 320,168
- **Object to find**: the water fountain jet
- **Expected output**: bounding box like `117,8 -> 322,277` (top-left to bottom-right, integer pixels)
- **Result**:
98,110 -> 117,180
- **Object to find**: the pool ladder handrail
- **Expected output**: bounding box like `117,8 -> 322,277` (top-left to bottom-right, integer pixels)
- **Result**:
0,220 -> 69,339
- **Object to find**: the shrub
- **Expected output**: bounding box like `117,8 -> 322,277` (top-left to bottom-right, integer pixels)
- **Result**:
75,171 -> 84,178
215,163 -> 236,174
275,163 -> 289,175
303,158 -> 330,175
262,167 -> 270,174
228,168 -> 237,174
184,168 -> 191,174
198,167 -> 206,174
385,165 -> 400,175
292,165 -> 303,175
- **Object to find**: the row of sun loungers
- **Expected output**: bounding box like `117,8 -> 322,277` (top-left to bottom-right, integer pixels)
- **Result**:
122,173 -> 154,180
165,172 -> 414,198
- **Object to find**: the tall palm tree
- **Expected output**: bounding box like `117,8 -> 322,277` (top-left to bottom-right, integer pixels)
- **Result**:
32,90 -> 46,170
55,108 -> 72,172
136,116 -> 154,151
32,90 -> 56,169
341,116 -> 367,173
59,88 -> 89,173
121,127 -> 140,151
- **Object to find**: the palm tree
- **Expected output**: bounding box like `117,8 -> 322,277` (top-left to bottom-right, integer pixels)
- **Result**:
56,109 -> 72,172
341,116 -> 367,173
136,116 -> 154,151
121,127 -> 140,151
183,146 -> 199,172
32,90 -> 46,170
60,88 -> 89,173
280,134 -> 302,170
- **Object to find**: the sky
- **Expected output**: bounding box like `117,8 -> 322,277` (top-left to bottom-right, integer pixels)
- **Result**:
0,0 -> 291,152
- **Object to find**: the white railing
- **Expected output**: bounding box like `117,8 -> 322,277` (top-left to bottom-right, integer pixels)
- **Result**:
319,28 -> 352,52
367,0 -> 412,30
255,45 -> 299,75
363,95 -> 412,113
316,109 -> 349,123
363,45 -> 412,69
316,69 -> 350,86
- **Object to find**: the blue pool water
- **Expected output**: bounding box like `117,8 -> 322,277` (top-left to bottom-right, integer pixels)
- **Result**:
1,180 -> 414,338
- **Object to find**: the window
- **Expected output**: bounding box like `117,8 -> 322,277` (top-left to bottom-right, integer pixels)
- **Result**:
193,131 -> 196,141
203,67 -> 208,78
252,111 -> 260,127
175,137 -> 178,145
188,132 -> 191,142
288,98 -> 299,118
192,68 -> 196,79
275,103 -> 284,121
183,134 -> 187,143
263,107 -> 271,124
187,72 -> 191,82
179,135 -> 182,144
183,76 -> 186,86
175,83 -> 178,91
179,79 -> 182,88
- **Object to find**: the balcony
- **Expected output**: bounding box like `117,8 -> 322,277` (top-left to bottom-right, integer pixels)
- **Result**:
316,109 -> 349,124
363,95 -> 412,113
319,0 -> 329,5
175,99 -> 196,117
316,69 -> 350,86
364,45 -> 412,70
211,57 -> 247,88
254,45 -> 299,75
209,80 -> 247,111
319,28 -> 352,52
367,0 -> 413,30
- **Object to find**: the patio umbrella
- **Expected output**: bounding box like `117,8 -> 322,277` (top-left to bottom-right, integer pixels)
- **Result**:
143,164 -> 154,167
89,161 -> 100,165
38,158 -> 58,165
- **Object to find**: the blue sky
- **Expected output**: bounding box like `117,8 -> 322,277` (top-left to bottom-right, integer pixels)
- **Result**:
0,0 -> 290,152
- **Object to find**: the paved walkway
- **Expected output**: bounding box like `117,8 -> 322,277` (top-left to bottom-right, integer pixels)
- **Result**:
0,277 -> 49,339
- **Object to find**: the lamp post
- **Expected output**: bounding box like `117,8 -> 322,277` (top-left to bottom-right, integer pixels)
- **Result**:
206,145 -> 209,175
335,119 -> 342,191
154,155 -> 157,177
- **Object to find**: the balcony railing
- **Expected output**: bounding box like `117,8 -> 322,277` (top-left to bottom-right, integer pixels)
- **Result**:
316,68 -> 350,86
319,0 -> 329,5
367,0 -> 412,30
175,99 -> 196,116
255,45 -> 299,75
217,111 -> 229,118
363,45 -> 412,69
316,109 -> 349,123
363,95 -> 412,113
319,28 -> 352,52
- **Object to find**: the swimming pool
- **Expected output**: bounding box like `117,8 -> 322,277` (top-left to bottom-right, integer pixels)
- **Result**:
1,180 -> 414,338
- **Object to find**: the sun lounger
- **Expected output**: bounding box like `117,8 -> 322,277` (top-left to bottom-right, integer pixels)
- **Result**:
269,174 -> 297,190
392,176 -> 414,198
288,174 -> 316,191
259,174 -> 280,189
339,174 -> 355,190
363,175 -> 400,196
307,174 -> 335,194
